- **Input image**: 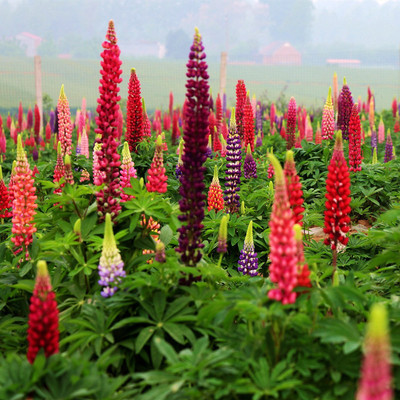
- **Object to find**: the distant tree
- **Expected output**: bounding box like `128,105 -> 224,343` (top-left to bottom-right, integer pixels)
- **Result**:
165,29 -> 192,59
0,38 -> 25,56
261,0 -> 314,46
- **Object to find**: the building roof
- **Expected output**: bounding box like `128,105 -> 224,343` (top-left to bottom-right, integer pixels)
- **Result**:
259,41 -> 299,56
16,32 -> 43,42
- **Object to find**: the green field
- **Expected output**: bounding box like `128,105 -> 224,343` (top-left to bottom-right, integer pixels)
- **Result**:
1,56 -> 399,114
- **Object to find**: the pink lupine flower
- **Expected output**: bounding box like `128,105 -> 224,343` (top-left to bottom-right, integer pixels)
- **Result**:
322,87 -> 334,140
120,142 -> 137,202
57,85 -> 73,157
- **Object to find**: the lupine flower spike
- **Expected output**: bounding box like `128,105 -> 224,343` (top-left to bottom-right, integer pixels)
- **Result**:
238,220 -> 259,276
57,85 -> 73,157
94,20 -> 123,223
155,241 -> 166,263
284,150 -> 304,225
217,214 -> 228,254
268,154 -> 298,304
176,27 -> 210,267
12,135 -> 38,260
243,144 -> 257,179
224,108 -> 242,214
80,128 -> 89,158
0,165 -> 12,221
235,80 -> 247,141
244,97 -> 255,151
120,141 -> 137,201
98,213 -> 125,297
378,117 -> 385,144
207,165 -> 224,212
337,78 -> 353,140
146,135 -> 167,193
322,87 -> 334,140
323,131 -> 351,278
267,147 -> 274,179
64,155 -> 74,185
27,261 -> 59,364
286,97 -> 297,149
348,104 -> 363,172
372,147 -> 378,165
356,303 -> 393,400
384,130 -> 393,163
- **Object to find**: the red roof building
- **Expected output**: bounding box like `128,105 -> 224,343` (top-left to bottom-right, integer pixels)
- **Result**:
260,42 -> 302,66
15,32 -> 43,57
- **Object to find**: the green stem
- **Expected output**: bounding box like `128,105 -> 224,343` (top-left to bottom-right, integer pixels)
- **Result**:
332,247 -> 337,283
217,252 -> 223,268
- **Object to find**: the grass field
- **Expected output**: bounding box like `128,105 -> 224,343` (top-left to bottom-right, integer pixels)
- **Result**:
1,56 -> 399,114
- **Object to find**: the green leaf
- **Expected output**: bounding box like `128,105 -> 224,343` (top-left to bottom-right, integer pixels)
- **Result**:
159,225 -> 173,246
153,336 -> 179,364
136,326 -> 156,353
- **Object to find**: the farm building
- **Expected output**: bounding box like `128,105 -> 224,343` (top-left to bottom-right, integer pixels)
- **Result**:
15,32 -> 43,57
259,42 -> 302,66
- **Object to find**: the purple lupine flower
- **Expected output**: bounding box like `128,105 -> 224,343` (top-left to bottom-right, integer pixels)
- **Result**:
384,130 -> 393,163
217,215 -> 228,254
32,147 -> 38,161
98,213 -> 125,297
256,105 -> 263,136
371,129 -> 377,156
238,220 -> 258,276
224,109 -> 242,213
337,78 -> 354,140
256,132 -> 263,147
49,110 -> 55,133
244,144 -> 257,179
176,28 -> 210,267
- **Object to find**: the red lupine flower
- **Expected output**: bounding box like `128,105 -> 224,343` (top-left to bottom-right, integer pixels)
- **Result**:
244,97 -> 255,152
45,122 -> 52,144
125,68 -> 144,152
349,104 -> 363,172
146,135 -> 167,193
34,104 -> 40,140
394,115 -> 400,133
391,98 -> 397,118
142,99 -> 152,139
323,131 -> 351,250
0,165 -> 12,220
7,113 -> 12,130
163,112 -> 171,131
27,260 -> 59,364
356,303 -> 393,400
286,97 -> 296,149
235,80 -> 247,140
94,20 -> 123,223
11,135 -> 38,260
120,141 -> 137,202
215,93 -> 222,137
172,110 -> 180,146
207,165 -> 224,211
268,154 -> 298,305
169,91 -> 174,117
284,150 -> 304,226
57,85 -> 73,157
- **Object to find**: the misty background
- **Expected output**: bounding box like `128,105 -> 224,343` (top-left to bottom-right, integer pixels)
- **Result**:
1,0 -> 399,66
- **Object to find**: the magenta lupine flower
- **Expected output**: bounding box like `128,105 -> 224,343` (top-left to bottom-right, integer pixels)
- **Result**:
337,78 -> 354,140
322,87 -> 334,140
356,303 -> 393,400
224,109 -> 242,214
176,28 -> 210,267
238,220 -> 258,276
267,154 -> 298,304
98,213 -> 125,297
286,97 -> 296,149
120,142 -> 137,202
57,85 -> 73,157
243,144 -> 257,179
94,20 -> 123,223
384,130 -> 393,163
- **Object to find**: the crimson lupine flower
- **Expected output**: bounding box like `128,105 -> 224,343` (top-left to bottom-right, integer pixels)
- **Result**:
45,122 -> 52,145
286,97 -> 297,149
34,104 -> 40,141
294,224 -> 311,290
0,165 -> 12,220
323,131 -> 351,251
337,78 -> 354,140
163,112 -> 171,131
57,85 -> 73,157
172,110 -> 180,146
207,165 -> 224,212
224,109 -> 242,214
94,20 -> 123,223
349,104 -> 363,172
146,135 -> 167,193
391,98 -> 397,118
125,68 -> 143,152
142,99 -> 152,139
120,141 -> 137,202
12,135 -> 38,260
235,80 -> 246,140
238,220 -> 259,276
284,150 -> 304,226
268,154 -> 298,304
244,97 -> 255,152
243,144 -> 257,179
98,213 -> 125,297
356,303 -> 393,400
176,28 -> 210,267
7,113 -> 12,130
169,91 -> 174,117
27,260 -> 59,364
384,130 -> 393,163
215,93 -> 222,136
